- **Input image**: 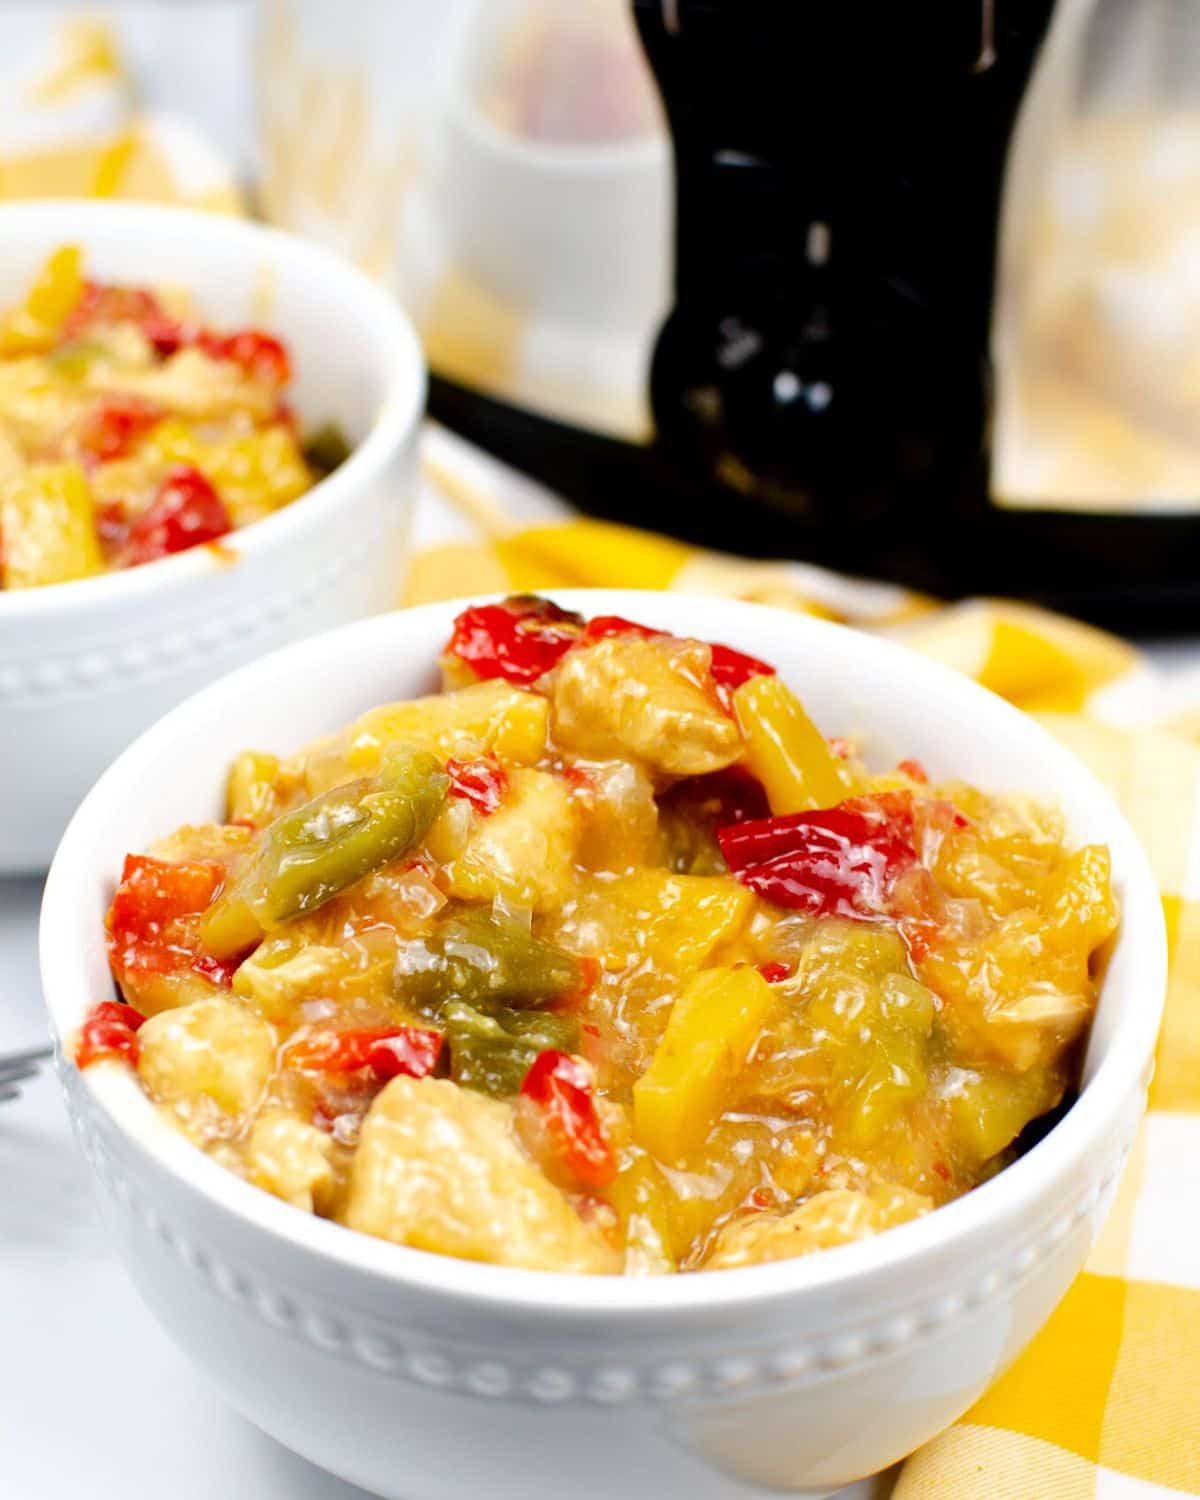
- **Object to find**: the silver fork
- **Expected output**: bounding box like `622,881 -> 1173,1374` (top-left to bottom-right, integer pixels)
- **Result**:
0,1043 -> 52,1105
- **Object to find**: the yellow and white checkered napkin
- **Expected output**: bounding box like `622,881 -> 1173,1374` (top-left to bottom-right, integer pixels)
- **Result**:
0,16 -> 242,211
10,12 -> 1198,1494
414,428 -> 1200,1499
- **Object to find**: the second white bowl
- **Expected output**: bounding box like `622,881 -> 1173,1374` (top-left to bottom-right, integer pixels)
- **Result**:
0,200 -> 425,872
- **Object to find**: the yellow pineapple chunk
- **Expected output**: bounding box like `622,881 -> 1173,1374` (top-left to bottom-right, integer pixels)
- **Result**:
562,869 -> 751,974
732,674 -> 851,813
345,680 -> 550,773
634,966 -> 775,1166
0,462 -> 102,588
204,423 -> 312,525
1,246 -> 83,354
226,749 -> 281,827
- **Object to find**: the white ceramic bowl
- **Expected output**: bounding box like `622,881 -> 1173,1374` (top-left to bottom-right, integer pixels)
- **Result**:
0,200 -> 426,872
41,592 -> 1165,1500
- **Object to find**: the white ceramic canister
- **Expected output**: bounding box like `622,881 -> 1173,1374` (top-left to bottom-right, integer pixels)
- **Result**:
254,0 -> 672,440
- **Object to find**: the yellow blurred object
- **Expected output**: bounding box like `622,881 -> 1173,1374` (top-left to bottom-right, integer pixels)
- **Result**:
0,18 -> 243,215
204,425 -> 314,526
30,18 -> 120,105
0,246 -> 83,355
888,600 -> 1136,713
496,519 -> 692,592
143,418 -> 312,527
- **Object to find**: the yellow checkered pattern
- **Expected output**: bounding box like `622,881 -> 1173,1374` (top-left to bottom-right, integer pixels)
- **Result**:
410,508 -> 1198,1499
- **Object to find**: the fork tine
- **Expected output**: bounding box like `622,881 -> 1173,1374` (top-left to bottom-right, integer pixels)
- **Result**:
0,1043 -> 52,1105
0,1043 -> 52,1070
0,1062 -> 43,1087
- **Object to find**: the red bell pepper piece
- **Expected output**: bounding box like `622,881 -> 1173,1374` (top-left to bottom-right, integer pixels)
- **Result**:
124,465 -> 233,565
708,642 -> 776,697
107,853 -> 235,986
75,999 -> 146,1070
717,795 -> 920,920
287,1025 -> 443,1081
64,280 -> 186,356
756,961 -> 794,984
446,756 -> 508,816
519,1049 -> 616,1190
444,597 -> 583,685
201,328 -> 292,385
77,394 -> 163,464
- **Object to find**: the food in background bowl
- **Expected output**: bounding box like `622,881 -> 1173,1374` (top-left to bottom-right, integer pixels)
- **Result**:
0,199 -> 422,875
0,246 -> 347,588
79,594 -> 1118,1276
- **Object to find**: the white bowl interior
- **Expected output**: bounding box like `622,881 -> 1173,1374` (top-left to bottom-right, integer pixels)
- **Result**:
41,591 -> 1166,1308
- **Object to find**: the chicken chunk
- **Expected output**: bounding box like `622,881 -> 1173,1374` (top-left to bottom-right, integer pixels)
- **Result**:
344,1075 -> 618,1273
137,997 -> 277,1133
248,1107 -> 336,1213
551,636 -> 741,777
232,939 -> 351,1023
443,767 -> 579,913
702,1186 -> 931,1269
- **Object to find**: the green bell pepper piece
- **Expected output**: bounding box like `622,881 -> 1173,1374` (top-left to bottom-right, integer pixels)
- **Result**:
302,421 -> 352,477
442,1000 -> 580,1098
397,907 -> 584,1014
201,744 -> 448,957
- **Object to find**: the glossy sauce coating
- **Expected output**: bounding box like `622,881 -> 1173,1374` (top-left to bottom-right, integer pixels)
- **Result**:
85,597 -> 1118,1274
